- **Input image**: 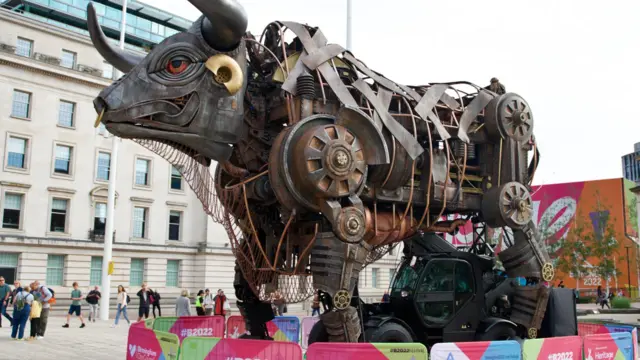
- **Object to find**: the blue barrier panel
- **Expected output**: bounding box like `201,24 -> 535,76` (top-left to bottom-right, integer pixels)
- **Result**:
268,316 -> 301,343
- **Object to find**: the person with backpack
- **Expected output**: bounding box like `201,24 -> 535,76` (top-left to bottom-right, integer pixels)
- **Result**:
28,293 -> 42,340
86,286 -> 101,322
112,285 -> 130,327
62,282 -> 86,328
11,286 -> 33,340
34,281 -> 52,338
149,288 -> 162,318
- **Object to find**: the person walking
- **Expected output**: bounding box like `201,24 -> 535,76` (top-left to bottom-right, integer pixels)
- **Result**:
0,277 -> 13,327
112,285 -> 130,327
11,286 -> 33,340
311,290 -> 321,316
62,282 -> 86,328
175,289 -> 191,317
86,286 -> 101,322
203,289 -> 214,315
149,288 -> 162,318
136,283 -> 151,322
597,285 -> 611,309
272,291 -> 285,316
195,290 -> 205,316
34,281 -> 52,338
28,294 -> 42,341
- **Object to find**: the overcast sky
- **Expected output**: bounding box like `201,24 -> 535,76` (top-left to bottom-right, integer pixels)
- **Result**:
146,0 -> 640,186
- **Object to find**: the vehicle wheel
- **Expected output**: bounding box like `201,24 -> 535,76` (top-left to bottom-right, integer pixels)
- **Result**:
476,323 -> 518,341
364,322 -> 413,343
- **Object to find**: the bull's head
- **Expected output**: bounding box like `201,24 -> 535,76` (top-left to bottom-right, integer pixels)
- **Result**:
88,0 -> 248,164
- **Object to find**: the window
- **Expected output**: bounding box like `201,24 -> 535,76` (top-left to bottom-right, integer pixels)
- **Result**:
94,203 -> 107,236
61,50 -> 76,69
54,144 -> 73,175
359,270 -> 366,288
2,193 -> 23,229
130,258 -> 145,287
102,62 -> 113,79
58,101 -> 75,127
372,268 -> 379,288
166,260 -> 179,287
11,90 -> 31,118
389,269 -> 396,284
46,255 -> 65,286
168,210 -> 181,241
50,198 -> 68,232
135,158 -> 150,186
90,256 -> 103,285
170,166 -> 183,190
132,206 -> 148,238
15,37 -> 33,57
6,136 -> 27,169
96,152 -> 111,181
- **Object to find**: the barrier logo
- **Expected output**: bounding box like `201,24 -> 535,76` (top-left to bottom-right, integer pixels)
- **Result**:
128,344 -> 157,360
548,353 -> 573,360
447,353 -> 455,360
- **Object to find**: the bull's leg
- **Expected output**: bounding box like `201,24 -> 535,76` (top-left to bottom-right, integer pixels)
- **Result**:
311,232 -> 368,342
233,261 -> 274,340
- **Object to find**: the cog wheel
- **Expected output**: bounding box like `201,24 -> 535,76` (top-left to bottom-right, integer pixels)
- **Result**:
542,262 -> 555,282
485,93 -> 534,142
333,289 -> 351,310
528,327 -> 538,339
481,181 -> 534,229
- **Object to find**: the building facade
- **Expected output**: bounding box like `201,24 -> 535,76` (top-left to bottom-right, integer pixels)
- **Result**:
0,3 -> 400,305
621,142 -> 640,184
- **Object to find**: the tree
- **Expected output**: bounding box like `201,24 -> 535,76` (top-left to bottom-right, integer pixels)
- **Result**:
554,215 -> 592,289
590,192 -> 623,292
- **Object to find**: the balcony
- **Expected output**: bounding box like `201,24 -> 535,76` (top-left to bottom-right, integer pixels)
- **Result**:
88,229 -> 115,242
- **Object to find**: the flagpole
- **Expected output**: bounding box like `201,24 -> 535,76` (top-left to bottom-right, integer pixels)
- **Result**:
346,0 -> 352,51
99,0 -> 127,321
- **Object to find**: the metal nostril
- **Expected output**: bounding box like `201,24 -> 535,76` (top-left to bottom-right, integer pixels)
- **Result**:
93,97 -> 107,114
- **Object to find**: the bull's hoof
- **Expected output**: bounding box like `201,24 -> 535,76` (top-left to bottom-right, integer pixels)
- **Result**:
320,306 -> 361,342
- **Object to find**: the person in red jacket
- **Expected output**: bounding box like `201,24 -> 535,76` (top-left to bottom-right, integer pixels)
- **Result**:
213,289 -> 227,316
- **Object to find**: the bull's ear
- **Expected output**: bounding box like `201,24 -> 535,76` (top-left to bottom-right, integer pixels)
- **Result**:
86,3 -> 144,73
187,0 -> 248,51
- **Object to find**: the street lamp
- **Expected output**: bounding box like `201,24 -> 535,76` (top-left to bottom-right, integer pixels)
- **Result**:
625,245 -> 632,298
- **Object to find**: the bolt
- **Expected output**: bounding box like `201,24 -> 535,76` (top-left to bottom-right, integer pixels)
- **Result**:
346,216 -> 361,235
333,150 -> 349,167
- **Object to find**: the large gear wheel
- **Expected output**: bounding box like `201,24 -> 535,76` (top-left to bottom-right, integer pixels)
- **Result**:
485,93 -> 534,142
333,289 -> 351,310
482,181 -> 534,229
542,262 -> 555,282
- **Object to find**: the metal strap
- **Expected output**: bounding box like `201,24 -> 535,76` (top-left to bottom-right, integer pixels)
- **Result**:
457,90 -> 493,143
302,44 -> 346,70
281,30 -> 327,95
281,22 -> 357,107
352,79 -> 424,160
413,84 -> 451,140
373,86 -> 392,129
343,53 -> 404,96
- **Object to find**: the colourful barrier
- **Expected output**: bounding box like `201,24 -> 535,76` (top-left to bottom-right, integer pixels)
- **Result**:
306,342 -> 428,360
268,316 -> 301,343
181,337 -> 303,360
584,332 -> 634,360
225,315 -> 300,343
300,316 -> 320,349
522,336 -> 582,360
578,322 -> 609,336
431,340 -> 521,360
127,325 -> 180,360
152,316 -> 225,342
603,325 -> 638,360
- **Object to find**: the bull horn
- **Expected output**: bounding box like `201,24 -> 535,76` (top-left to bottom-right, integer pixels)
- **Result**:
187,0 -> 248,51
86,3 -> 144,73
205,54 -> 244,95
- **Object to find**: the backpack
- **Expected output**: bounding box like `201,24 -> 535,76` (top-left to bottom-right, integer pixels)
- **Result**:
15,292 -> 30,311
45,287 -> 56,305
126,295 -> 131,304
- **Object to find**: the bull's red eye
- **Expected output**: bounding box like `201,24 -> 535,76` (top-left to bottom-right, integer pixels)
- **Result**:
166,59 -> 189,74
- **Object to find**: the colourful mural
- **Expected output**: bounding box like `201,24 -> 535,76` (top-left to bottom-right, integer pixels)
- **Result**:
442,178 -> 640,291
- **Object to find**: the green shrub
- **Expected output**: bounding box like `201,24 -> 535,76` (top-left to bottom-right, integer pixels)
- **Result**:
611,296 -> 631,309
577,296 -> 595,304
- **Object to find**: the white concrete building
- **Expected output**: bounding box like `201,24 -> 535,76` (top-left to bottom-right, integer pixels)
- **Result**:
0,6 -> 400,306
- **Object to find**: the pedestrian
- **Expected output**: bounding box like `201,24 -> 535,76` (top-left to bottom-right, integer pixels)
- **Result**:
28,293 -> 42,341
11,286 -> 33,340
175,289 -> 191,317
195,290 -> 205,316
214,289 -> 227,316
381,290 -> 390,303
136,283 -> 151,322
34,281 -> 52,338
112,285 -> 130,327
597,285 -> 611,309
311,290 -> 321,316
149,288 -> 162,318
272,290 -> 285,316
62,282 -> 86,328
0,277 -> 13,327
86,286 -> 101,322
203,289 -> 214,315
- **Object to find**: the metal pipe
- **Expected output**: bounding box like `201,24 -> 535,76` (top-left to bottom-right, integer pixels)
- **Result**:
100,0 -> 127,322
346,0 -> 352,51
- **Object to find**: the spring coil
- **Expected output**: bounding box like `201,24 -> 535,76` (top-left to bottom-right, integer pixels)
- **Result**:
296,71 -> 316,100
455,140 -> 476,160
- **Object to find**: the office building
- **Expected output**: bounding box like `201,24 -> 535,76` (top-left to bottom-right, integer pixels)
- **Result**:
622,142 -> 640,184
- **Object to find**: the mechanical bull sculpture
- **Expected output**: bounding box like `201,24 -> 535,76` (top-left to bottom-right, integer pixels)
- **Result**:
87,0 -> 553,342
